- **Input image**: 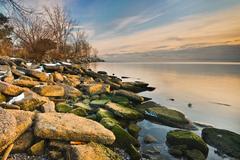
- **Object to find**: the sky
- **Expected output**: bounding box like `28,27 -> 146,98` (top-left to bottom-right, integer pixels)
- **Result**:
9,0 -> 240,55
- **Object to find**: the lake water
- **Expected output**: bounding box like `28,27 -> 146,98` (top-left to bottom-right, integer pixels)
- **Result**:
90,62 -> 240,159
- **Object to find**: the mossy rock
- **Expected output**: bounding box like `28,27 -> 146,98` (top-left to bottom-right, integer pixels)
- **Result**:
70,107 -> 88,117
107,94 -> 129,106
100,117 -> 120,129
202,127 -> 240,158
55,103 -> 72,113
86,114 -> 97,121
128,144 -> 141,160
29,140 -> 45,156
90,99 -> 109,107
105,102 -> 143,120
128,123 -> 141,138
82,98 -> 90,105
96,108 -> 115,121
73,102 -> 92,112
146,106 -> 191,128
167,130 -> 208,157
185,149 -> 205,160
0,93 -> 6,103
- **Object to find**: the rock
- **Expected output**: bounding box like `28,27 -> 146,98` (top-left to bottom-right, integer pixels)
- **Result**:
105,102 -> 143,120
55,102 -> 72,112
166,130 -> 208,157
0,93 -> 6,103
13,79 -> 40,88
0,107 -> 17,153
185,149 -> 205,160
85,83 -> 110,95
100,118 -> 121,129
65,74 -> 81,87
98,71 -> 107,75
90,99 -> 109,107
67,142 -> 122,160
52,72 -> 64,82
128,144 -> 141,160
121,82 -> 149,93
140,101 -> 192,129
62,84 -> 82,98
34,112 -> 115,145
128,123 -> 141,138
26,69 -> 49,82
12,91 -> 46,111
113,89 -> 144,103
96,108 -> 115,121
70,107 -> 88,117
107,95 -> 129,106
29,140 -> 45,156
168,145 -> 186,157
33,85 -> 65,97
143,135 -> 157,144
73,102 -> 92,113
202,127 -> 240,158
43,64 -> 64,72
12,131 -> 34,153
0,81 -> 24,96
41,100 -> 56,112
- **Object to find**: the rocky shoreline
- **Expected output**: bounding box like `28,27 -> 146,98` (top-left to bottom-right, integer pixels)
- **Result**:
0,56 -> 239,160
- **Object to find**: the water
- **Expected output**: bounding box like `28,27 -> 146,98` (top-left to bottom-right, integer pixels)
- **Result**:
90,62 -> 240,159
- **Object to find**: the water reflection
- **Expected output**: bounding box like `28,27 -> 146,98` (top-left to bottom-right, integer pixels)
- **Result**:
90,62 -> 240,133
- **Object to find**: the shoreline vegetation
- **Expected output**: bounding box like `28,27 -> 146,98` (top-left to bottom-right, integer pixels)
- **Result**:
0,56 -> 239,160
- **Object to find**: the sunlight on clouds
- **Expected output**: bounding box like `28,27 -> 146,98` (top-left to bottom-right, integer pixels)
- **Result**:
92,6 -> 240,54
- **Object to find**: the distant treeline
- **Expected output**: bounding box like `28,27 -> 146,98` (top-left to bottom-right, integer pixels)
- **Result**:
0,0 -> 99,62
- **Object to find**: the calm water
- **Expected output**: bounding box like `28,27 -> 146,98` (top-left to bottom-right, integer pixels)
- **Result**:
90,62 -> 240,159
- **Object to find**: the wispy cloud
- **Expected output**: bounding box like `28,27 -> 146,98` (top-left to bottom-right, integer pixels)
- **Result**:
92,5 -> 240,54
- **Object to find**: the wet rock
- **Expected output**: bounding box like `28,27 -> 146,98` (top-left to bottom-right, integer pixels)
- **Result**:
185,149 -> 205,160
143,135 -> 157,144
90,99 -> 109,107
13,79 -> 40,88
105,102 -> 143,120
12,131 -> 34,153
29,140 -> 45,156
0,107 -> 17,153
113,89 -> 144,103
34,112 -> 115,145
55,102 -> 72,113
202,127 -> 240,158
138,101 -> 193,129
67,142 -> 122,160
166,130 -> 208,157
85,83 -> 111,95
33,85 -> 65,97
96,108 -> 115,121
128,123 -> 141,138
121,81 -> 149,93
168,145 -> 186,157
100,117 -> 121,129
0,81 -> 24,96
107,94 -> 129,106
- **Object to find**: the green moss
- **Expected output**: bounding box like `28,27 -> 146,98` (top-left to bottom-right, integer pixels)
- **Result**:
70,107 -> 88,117
185,149 -> 205,160
90,99 -> 109,107
100,118 -> 120,129
107,94 -> 129,106
128,123 -> 141,138
96,108 -> 115,121
167,130 -> 208,156
128,144 -> 141,160
55,103 -> 72,113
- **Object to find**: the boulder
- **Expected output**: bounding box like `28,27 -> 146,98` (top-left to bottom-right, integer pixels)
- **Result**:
185,149 -> 205,160
73,102 -> 92,113
26,69 -> 49,82
55,102 -> 72,113
67,142 -> 122,160
90,99 -> 109,107
166,130 -> 208,157
202,127 -> 240,158
0,107 -> 17,153
12,131 -> 34,153
34,113 -> 115,145
70,107 -> 88,117
52,72 -> 64,82
96,108 -> 115,121
43,64 -> 64,72
33,85 -> 65,97
86,83 -> 110,95
0,81 -> 24,96
13,79 -> 40,88
113,89 -> 144,103
105,102 -> 143,120
61,84 -> 82,98
65,74 -> 81,87
41,100 -> 56,112
107,94 -> 129,106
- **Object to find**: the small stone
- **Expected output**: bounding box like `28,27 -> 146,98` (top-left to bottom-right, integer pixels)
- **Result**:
29,140 -> 45,156
143,135 -> 157,144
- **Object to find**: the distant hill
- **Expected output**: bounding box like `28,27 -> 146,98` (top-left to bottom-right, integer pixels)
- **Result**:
101,45 -> 240,62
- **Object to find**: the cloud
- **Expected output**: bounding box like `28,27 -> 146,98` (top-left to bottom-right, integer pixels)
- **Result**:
92,5 -> 240,54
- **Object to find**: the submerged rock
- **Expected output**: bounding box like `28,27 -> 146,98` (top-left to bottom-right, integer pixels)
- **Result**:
105,102 -> 143,120
166,130 -> 208,157
67,142 -> 123,160
202,127 -> 240,158
34,112 -> 115,145
143,135 -> 158,144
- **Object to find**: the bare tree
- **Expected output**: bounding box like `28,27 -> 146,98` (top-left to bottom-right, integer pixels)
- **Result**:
44,5 -> 73,53
0,0 -> 33,16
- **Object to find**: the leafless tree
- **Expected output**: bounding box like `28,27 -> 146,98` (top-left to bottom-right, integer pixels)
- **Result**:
0,0 -> 33,16
44,5 -> 73,53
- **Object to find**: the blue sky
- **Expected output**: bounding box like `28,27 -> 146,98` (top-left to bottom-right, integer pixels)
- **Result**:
8,0 -> 240,54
